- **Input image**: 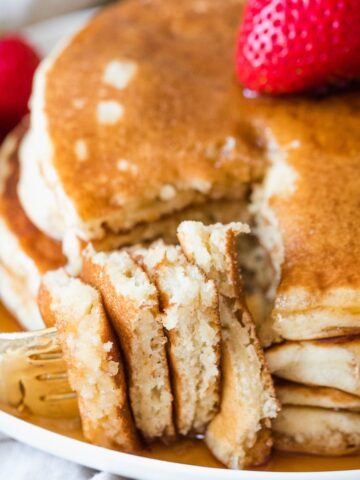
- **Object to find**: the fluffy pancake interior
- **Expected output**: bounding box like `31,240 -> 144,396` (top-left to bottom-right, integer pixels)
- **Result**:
249,137 -> 294,345
236,233 -> 275,347
177,221 -> 278,469
40,269 -> 139,451
134,241 -> 221,436
81,246 -> 174,441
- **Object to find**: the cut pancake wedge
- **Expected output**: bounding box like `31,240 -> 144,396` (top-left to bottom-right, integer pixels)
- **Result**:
133,241 -> 221,436
177,221 -> 279,469
38,269 -> 140,451
266,336 -> 360,396
81,246 -> 174,441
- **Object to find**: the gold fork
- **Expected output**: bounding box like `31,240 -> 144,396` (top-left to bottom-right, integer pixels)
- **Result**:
0,328 -> 78,418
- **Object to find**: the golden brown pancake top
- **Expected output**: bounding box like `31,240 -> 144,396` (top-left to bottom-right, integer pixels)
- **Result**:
0,121 -> 66,273
44,0 -> 265,224
43,0 -> 360,295
246,89 -> 360,294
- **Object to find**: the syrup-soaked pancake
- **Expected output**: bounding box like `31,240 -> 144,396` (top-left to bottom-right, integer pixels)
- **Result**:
0,121 -> 66,329
19,0 -> 360,344
13,0 -> 360,462
20,0 -> 264,241
247,90 -> 360,343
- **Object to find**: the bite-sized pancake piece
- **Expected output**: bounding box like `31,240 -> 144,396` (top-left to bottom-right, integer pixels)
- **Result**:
133,241 -> 221,436
0,121 -> 65,329
249,90 -> 360,343
39,269 -> 140,451
274,406 -> 360,456
276,380 -> 360,412
19,0 -> 265,241
177,221 -> 278,469
266,336 -> 360,396
80,246 -> 174,441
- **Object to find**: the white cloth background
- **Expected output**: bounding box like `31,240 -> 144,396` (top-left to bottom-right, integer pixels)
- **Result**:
0,0 -> 108,30
0,1 -> 127,478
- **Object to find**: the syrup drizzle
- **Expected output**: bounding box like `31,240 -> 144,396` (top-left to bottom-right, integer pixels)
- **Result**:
1,302 -> 360,472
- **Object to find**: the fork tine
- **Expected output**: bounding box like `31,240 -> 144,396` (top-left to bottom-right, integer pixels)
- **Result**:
0,328 -> 79,418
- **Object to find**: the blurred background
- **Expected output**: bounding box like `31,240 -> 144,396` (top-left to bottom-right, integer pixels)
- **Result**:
0,0 -> 109,31
0,0 -> 112,140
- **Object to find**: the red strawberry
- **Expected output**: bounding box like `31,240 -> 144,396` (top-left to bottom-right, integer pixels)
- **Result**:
236,0 -> 360,94
0,35 -> 40,140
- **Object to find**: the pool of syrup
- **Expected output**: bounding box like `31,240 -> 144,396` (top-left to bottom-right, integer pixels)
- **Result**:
1,302 -> 360,473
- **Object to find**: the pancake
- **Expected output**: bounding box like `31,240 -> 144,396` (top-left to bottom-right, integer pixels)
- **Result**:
274,381 -> 360,455
273,406 -> 360,456
247,91 -> 360,343
80,246 -> 175,442
177,221 -> 278,469
266,336 -> 360,396
17,0 -> 360,346
0,121 -> 66,329
133,241 -> 221,436
63,198 -> 249,276
39,269 -> 140,451
19,0 -> 265,242
276,380 -> 360,412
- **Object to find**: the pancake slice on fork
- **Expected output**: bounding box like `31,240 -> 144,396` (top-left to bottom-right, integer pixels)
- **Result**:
177,221 -> 279,468
38,269 -> 140,451
81,246 -> 175,442
133,241 -> 221,436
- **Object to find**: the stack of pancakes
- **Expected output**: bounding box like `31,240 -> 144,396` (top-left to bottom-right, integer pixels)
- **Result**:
0,121 -> 66,329
1,0 -> 360,463
251,93 -> 360,454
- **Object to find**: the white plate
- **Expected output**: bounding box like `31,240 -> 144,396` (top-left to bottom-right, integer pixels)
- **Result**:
2,9 -> 358,480
0,409 -> 359,480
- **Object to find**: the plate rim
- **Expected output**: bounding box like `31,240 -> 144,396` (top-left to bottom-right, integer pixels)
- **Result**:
0,409 -> 359,480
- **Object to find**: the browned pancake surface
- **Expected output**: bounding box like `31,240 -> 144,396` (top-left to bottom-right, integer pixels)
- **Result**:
253,90 -> 360,294
0,121 -> 66,272
44,0 -> 265,224
38,0 -> 360,296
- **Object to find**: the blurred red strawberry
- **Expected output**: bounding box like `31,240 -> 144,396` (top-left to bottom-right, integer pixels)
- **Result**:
236,0 -> 360,94
0,35 -> 40,140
